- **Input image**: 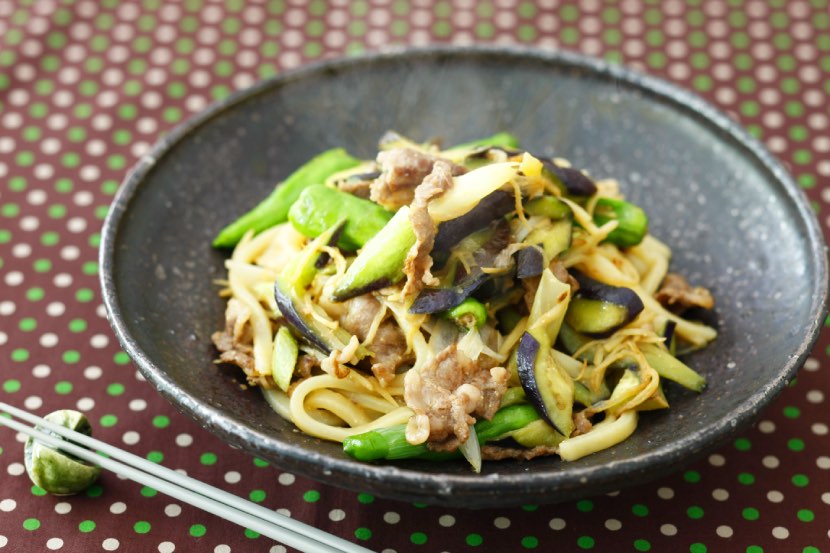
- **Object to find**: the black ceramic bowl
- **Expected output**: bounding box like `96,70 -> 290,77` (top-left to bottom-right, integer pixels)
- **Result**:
100,47 -> 828,507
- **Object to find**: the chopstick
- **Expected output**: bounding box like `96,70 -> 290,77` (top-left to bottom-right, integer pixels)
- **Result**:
0,402 -> 374,553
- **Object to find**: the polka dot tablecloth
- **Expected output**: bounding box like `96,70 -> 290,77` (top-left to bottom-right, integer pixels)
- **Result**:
1,0 -> 828,552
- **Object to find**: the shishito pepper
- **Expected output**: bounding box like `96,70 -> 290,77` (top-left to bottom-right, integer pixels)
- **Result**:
213,148 -> 362,248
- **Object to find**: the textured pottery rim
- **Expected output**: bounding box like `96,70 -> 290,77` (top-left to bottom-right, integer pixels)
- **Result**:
100,45 -> 829,505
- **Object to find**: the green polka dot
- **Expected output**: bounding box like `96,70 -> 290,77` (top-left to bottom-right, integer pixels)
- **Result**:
79,520 -> 96,532
82,262 -> 98,276
3,379 -> 21,393
11,349 -> 29,362
31,485 -> 47,496
252,458 -> 269,468
684,470 -> 701,483
734,438 -> 752,451
632,504 -> 649,516
33,259 -> 51,273
576,499 -> 593,512
19,318 -> 37,331
687,506 -> 704,519
190,524 -> 206,537
410,532 -> 428,545
303,490 -> 320,502
249,490 -> 266,502
106,383 -> 124,396
76,288 -> 95,303
742,507 -> 760,521
99,415 -> 118,427
576,536 -> 593,549
200,452 -> 217,465
746,546 -> 763,553
113,351 -> 130,365
803,547 -> 820,553
9,176 -> 26,191
54,381 -> 73,395
134,521 -> 151,534
690,543 -> 707,553
357,493 -> 374,504
792,474 -> 809,487
23,518 -> 41,531
693,75 -> 713,92
85,485 -> 103,498
634,539 -> 651,552
738,472 -> 755,485
41,232 -> 59,246
466,533 -> 484,546
354,527 -> 372,540
244,528 -> 259,539
2,203 -> 20,217
147,451 -> 164,463
0,230 -> 11,244
412,502 -> 428,509
48,204 -> 67,219
787,438 -> 805,452
55,178 -> 73,193
63,350 -> 81,364
152,415 -> 170,428
797,509 -> 814,522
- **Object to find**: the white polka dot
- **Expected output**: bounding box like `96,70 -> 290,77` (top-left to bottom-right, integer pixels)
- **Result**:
708,454 -> 725,467
605,518 -> 622,531
549,517 -> 566,530
0,332 -> 6,346
158,542 -> 175,553
175,434 -> 193,447
91,114 -> 113,131
811,423 -> 828,436
757,420 -> 776,433
60,246 -> 80,261
76,397 -> 95,411
816,456 -> 830,469
110,502 -> 127,514
438,514 -> 455,527
716,525 -> 733,538
137,117 -> 158,135
772,526 -> 789,539
47,113 -> 68,130
122,431 -> 140,445
33,163 -> 54,180
712,488 -> 729,501
214,546 -> 231,553
0,301 -> 15,315
0,500 -> 16,512
39,333 -> 59,347
46,302 -> 66,317
12,243 -> 31,258
67,217 -> 87,233
164,504 -> 182,517
278,472 -> 295,485
660,523 -> 677,536
328,509 -> 346,521
129,399 -> 147,411
383,511 -> 400,524
46,538 -> 63,550
23,396 -> 42,410
270,547 -> 287,553
0,535 -> 7,547
767,490 -> 784,503
762,455 -> 779,469
4,272 -> 23,286
224,471 -> 241,484
84,366 -> 103,380
32,364 -> 51,378
276,508 -> 290,517
7,463 -> 25,476
0,137 -> 15,153
806,390 -> 824,403
55,502 -> 71,514
102,537 -> 120,550
53,273 -> 73,287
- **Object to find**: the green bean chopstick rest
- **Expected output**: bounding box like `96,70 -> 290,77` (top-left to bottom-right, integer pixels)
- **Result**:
24,409 -> 102,495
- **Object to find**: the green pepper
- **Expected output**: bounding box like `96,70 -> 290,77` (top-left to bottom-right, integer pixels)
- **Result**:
443,297 -> 488,329
288,185 -> 393,251
213,148 -> 362,248
592,197 -> 648,248
342,403 -> 540,462
24,410 -> 101,495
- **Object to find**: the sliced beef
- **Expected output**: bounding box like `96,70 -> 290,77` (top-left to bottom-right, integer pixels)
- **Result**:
337,293 -> 413,386
370,148 -> 466,210
655,272 -> 715,313
404,343 -> 508,446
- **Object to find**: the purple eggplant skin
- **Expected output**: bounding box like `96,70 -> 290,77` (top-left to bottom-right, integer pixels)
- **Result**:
432,190 -> 515,269
516,332 -> 566,435
572,271 -> 645,314
273,281 -> 332,354
409,271 -> 490,314
541,159 -> 597,197
515,245 -> 545,279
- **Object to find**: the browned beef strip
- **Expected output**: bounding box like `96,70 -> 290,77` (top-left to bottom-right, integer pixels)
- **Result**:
370,148 -> 466,210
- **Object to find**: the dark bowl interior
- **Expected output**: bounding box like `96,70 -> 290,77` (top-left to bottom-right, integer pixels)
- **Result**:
100,47 -> 828,507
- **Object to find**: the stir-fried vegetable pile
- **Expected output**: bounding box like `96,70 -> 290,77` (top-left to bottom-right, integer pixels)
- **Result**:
212,132 -> 716,471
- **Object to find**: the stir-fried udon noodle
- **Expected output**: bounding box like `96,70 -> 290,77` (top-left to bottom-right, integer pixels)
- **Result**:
212,132 -> 716,471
